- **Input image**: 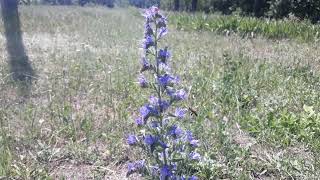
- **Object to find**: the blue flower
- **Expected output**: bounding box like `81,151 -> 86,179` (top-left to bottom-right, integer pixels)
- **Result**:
166,88 -> 175,97
158,48 -> 170,63
127,135 -> 138,145
158,74 -> 178,87
135,117 -> 144,126
158,27 -> 168,39
189,139 -> 199,147
159,100 -> 170,112
143,6 -> 160,20
188,176 -> 198,180
138,74 -> 148,88
189,152 -> 201,160
127,162 -> 136,173
173,89 -> 187,101
144,23 -> 153,37
160,165 -> 172,180
158,62 -> 171,73
186,130 -> 193,142
150,121 -> 159,128
143,35 -> 154,49
127,160 -> 145,175
148,97 -> 169,113
175,108 -> 187,119
144,135 -> 158,145
149,96 -> 158,105
134,160 -> 145,169
140,104 -> 159,120
169,125 -> 183,138
140,57 -> 152,72
158,74 -> 172,87
140,105 -> 150,119
185,130 -> 199,147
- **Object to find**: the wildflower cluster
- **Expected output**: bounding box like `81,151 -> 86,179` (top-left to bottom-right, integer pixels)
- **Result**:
127,6 -> 200,179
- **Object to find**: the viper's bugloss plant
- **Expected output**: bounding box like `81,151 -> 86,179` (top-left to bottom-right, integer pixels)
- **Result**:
126,6 -> 200,180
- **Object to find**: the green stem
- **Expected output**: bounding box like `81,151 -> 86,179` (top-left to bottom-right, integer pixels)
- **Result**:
154,18 -> 168,168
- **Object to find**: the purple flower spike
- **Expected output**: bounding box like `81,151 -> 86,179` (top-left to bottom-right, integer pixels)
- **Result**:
127,6 -> 201,179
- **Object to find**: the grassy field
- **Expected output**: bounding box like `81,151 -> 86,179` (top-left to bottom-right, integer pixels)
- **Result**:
169,13 -> 320,42
0,6 -> 320,179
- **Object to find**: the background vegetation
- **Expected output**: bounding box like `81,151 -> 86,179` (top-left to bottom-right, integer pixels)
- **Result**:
20,0 -> 320,23
18,0 -> 320,42
170,13 -> 320,42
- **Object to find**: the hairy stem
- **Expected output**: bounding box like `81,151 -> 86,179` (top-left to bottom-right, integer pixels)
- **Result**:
154,18 -> 168,168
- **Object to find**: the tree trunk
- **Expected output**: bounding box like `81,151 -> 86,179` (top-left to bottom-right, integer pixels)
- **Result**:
79,0 -> 87,6
0,0 -> 33,82
174,0 -> 179,11
191,0 -> 197,12
254,0 -> 265,17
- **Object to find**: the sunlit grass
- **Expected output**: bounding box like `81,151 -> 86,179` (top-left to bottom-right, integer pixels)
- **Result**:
169,13 -> 320,42
0,6 -> 319,179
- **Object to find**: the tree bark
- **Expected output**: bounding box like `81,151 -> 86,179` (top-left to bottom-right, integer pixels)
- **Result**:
191,0 -> 197,12
0,0 -> 34,82
254,0 -> 265,17
174,0 -> 179,11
